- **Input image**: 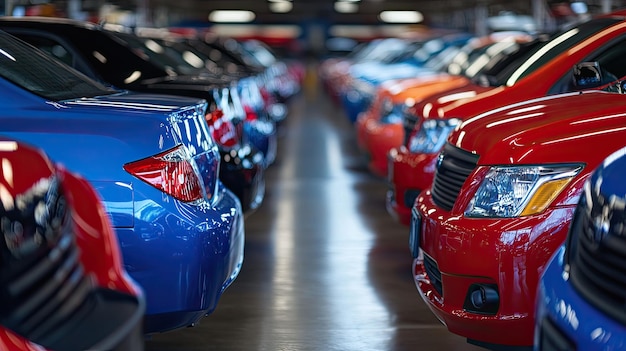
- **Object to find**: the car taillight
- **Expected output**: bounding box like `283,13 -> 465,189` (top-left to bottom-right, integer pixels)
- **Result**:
123,145 -> 204,202
244,105 -> 258,121
260,86 -> 273,106
206,109 -> 239,148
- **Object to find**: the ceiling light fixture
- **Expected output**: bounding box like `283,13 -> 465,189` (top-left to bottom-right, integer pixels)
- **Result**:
379,10 -> 423,23
269,1 -> 293,13
334,1 -> 358,13
209,10 -> 256,23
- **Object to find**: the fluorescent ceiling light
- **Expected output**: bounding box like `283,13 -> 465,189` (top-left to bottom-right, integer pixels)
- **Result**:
269,1 -> 293,12
209,10 -> 256,23
379,10 -> 423,23
334,2 -> 358,13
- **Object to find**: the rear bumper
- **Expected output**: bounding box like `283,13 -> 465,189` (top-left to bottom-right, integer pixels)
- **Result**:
117,184 -> 245,334
365,122 -> 403,177
220,146 -> 265,213
244,120 -> 277,168
386,147 -> 437,225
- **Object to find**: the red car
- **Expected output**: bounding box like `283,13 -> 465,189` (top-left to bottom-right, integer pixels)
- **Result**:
411,80 -> 626,348
0,139 -> 145,350
357,33 -> 532,178
388,10 -> 626,225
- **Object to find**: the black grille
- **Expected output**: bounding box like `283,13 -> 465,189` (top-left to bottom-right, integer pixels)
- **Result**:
538,317 -> 576,351
568,185 -> 626,325
403,113 -> 419,145
431,143 -> 479,211
424,254 -> 443,296
0,177 -> 94,348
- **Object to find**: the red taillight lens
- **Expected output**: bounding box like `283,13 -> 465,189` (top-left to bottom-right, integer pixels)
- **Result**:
205,108 -> 224,124
244,105 -> 258,121
123,145 -> 204,202
206,109 -> 239,148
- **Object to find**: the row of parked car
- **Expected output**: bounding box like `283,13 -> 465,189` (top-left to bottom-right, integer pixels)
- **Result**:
0,16 -> 303,350
321,9 -> 626,351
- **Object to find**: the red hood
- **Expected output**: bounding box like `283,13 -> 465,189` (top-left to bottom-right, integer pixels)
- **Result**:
449,90 -> 626,166
412,82 -> 495,118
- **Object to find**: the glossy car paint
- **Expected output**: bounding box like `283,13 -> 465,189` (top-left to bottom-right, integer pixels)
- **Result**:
0,32 -> 244,334
340,34 -> 473,123
389,12 -> 626,226
0,139 -> 144,350
356,74 -> 470,178
534,146 -> 626,351
412,89 -> 626,348
359,34 -> 533,179
0,17 -> 266,214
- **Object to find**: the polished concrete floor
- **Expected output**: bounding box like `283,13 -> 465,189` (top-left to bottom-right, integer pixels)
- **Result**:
144,67 -> 483,351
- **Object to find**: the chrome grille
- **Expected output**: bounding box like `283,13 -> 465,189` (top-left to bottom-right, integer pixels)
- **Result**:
431,143 -> 479,211
568,187 -> 626,324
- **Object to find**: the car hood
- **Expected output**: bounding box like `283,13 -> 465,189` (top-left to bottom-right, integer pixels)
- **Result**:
381,74 -> 471,102
414,81 -> 495,118
450,90 -> 626,165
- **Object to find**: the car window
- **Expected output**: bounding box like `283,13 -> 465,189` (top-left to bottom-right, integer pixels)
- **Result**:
503,17 -> 624,85
591,38 -> 626,78
0,30 -> 117,100
11,34 -> 74,66
549,37 -> 626,94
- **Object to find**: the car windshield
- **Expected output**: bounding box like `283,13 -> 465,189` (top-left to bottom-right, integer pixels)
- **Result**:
474,17 -> 623,87
0,30 -> 117,100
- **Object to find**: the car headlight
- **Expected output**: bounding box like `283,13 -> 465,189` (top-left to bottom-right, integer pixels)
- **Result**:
379,98 -> 409,124
465,165 -> 583,218
408,118 -> 460,154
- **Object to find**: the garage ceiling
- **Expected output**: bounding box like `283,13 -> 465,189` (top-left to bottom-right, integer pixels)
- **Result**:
147,0 -> 534,25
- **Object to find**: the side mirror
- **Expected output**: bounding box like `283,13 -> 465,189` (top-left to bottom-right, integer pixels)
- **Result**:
572,62 -> 602,89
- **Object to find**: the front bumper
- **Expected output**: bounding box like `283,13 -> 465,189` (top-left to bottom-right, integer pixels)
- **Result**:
0,288 -> 145,351
341,91 -> 372,124
355,112 -> 375,152
386,147 -> 438,226
412,192 -> 575,347
535,246 -> 626,350
117,184 -> 245,334
365,122 -> 403,178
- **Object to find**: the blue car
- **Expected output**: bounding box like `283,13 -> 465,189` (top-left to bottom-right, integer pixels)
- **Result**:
535,145 -> 626,350
0,30 -> 244,334
0,17 -> 266,214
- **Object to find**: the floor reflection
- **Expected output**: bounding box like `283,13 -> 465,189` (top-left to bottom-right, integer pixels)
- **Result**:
145,68 -> 482,351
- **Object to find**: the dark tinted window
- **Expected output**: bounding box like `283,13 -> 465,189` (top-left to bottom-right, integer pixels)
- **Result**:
502,17 -> 623,85
0,30 -> 116,100
475,17 -> 623,87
